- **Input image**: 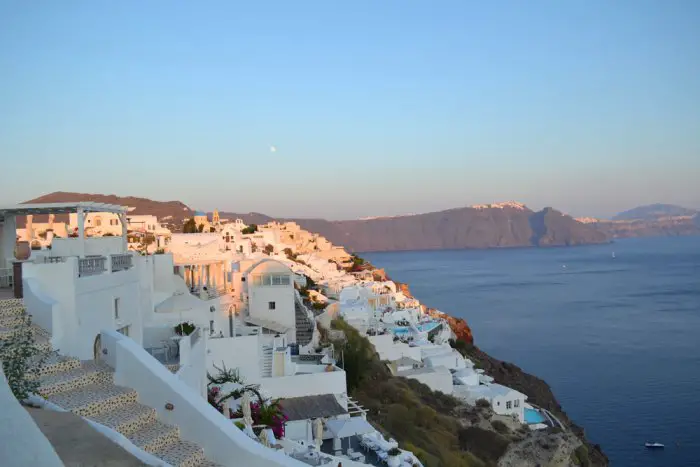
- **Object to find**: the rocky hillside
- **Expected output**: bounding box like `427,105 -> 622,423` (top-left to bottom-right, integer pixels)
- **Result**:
22,192 -> 609,251
20,192 -> 192,230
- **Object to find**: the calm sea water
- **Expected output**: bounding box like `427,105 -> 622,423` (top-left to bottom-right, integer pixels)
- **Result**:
364,236 -> 700,467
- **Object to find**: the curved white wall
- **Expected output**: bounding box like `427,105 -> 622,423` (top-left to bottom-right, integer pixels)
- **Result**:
0,367 -> 64,467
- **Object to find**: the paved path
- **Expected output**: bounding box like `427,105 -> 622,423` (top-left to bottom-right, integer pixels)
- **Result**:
26,407 -> 148,467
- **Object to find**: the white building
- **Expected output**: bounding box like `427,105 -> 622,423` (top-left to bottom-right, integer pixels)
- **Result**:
457,383 -> 527,422
0,202 -> 310,467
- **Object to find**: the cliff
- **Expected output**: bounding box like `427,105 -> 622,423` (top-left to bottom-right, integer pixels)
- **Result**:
397,280 -> 606,466
23,192 -> 610,251
288,205 -> 608,252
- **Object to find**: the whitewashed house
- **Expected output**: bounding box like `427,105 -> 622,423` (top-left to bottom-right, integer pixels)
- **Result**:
458,383 -> 527,422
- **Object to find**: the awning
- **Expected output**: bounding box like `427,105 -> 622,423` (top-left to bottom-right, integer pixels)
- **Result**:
155,292 -> 204,314
325,417 -> 374,439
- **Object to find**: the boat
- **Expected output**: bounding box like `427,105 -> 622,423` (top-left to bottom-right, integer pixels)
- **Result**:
645,442 -> 664,449
612,252 -> 616,259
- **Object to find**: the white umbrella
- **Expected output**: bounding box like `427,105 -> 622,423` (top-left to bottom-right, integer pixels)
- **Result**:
258,427 -> 271,447
314,418 -> 324,450
242,392 -> 254,427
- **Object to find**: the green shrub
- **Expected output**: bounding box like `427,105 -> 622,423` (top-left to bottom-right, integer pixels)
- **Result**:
0,314 -> 50,401
241,224 -> 258,235
571,445 -> 590,467
458,427 -> 511,463
491,420 -> 509,434
476,399 -> 491,409
174,321 -> 196,336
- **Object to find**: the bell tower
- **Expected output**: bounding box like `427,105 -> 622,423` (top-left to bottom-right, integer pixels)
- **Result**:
213,209 -> 220,224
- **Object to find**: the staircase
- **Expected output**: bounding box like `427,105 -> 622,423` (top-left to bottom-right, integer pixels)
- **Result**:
293,296 -> 314,346
0,299 -> 221,467
260,344 -> 273,378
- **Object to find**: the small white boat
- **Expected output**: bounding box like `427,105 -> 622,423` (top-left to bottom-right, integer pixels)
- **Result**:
645,442 -> 664,449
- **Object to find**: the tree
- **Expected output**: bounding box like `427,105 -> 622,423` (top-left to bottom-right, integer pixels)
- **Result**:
209,226 -> 216,233
198,224 -> 205,233
183,218 -> 197,233
264,244 -> 274,255
0,313 -> 50,401
241,224 -> 258,235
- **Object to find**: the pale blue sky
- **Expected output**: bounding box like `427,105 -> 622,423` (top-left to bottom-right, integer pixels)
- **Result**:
1,1 -> 698,219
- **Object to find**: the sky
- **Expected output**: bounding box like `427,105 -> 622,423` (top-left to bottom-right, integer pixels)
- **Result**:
1,1 -> 699,220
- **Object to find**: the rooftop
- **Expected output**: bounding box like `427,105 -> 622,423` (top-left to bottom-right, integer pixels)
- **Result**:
279,394 -> 347,422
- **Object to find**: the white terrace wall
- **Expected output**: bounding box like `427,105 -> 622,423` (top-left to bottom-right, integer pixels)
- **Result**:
52,236 -> 124,257
0,368 -> 64,467
23,256 -> 143,360
207,335 -> 261,384
23,277 -> 61,342
260,368 -> 347,400
102,331 -> 303,467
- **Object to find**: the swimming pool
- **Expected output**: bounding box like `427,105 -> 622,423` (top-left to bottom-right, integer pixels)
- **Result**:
524,408 -> 546,424
392,321 -> 441,336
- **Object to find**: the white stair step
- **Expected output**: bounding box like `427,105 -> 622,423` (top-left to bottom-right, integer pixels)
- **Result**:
152,439 -> 206,467
0,299 -> 24,312
30,353 -> 81,377
38,361 -> 112,397
90,401 -> 157,436
47,382 -> 138,417
127,419 -> 180,453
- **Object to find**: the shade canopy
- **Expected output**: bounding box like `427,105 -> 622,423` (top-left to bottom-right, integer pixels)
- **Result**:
325,417 -> 374,439
0,202 -> 129,220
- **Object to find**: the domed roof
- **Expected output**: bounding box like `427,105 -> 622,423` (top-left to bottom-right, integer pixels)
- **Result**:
194,210 -> 206,216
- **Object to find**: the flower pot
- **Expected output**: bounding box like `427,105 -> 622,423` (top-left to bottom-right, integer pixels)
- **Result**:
14,241 -> 30,261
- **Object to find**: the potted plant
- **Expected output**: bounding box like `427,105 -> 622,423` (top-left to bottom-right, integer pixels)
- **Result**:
387,447 -> 403,467
174,321 -> 196,336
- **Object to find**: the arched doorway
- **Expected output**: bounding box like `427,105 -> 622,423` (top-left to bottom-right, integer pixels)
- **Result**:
93,334 -> 102,361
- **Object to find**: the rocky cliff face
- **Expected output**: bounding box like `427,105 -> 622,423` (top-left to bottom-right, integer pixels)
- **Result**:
398,280 -> 606,466
291,205 -> 608,252
23,192 -> 610,251
459,345 -> 607,466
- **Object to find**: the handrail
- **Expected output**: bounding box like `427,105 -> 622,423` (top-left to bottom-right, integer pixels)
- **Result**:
111,253 -> 133,272
78,256 -> 106,277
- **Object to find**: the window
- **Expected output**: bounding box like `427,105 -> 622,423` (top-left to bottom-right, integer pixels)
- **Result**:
506,401 -> 512,410
209,320 -> 214,333
268,301 -> 276,310
114,298 -> 120,320
94,216 -> 102,227
514,400 -> 520,408
117,325 -> 129,337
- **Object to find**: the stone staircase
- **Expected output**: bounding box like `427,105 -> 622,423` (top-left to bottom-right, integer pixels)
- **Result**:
293,296 -> 314,346
0,299 -> 221,467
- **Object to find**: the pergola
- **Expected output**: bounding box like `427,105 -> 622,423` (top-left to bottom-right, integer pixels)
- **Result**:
0,202 -> 130,267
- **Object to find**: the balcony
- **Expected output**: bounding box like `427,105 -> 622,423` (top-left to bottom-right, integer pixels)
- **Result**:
111,253 -> 132,272
78,256 -> 106,277
76,253 -> 134,277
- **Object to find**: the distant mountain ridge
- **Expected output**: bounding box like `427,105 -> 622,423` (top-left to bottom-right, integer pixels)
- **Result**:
583,204 -> 700,239
612,203 -> 698,221
22,192 -> 609,251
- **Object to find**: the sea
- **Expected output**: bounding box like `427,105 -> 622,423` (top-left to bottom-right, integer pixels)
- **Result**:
363,236 -> 700,467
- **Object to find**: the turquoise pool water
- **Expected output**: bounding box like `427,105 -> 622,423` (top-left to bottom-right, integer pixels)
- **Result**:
392,321 -> 440,336
525,408 -> 546,424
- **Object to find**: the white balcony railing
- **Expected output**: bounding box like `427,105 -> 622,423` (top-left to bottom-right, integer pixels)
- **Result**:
78,256 -> 106,277
111,253 -> 133,272
43,256 -> 66,264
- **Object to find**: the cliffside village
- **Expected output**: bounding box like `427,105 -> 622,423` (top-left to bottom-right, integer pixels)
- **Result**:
0,202 -> 563,467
